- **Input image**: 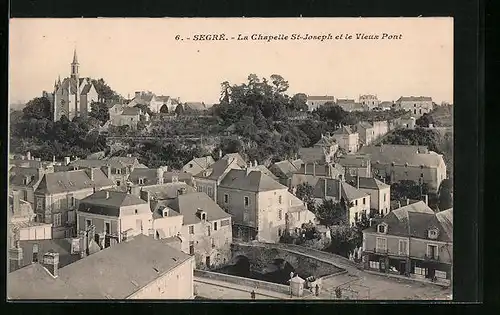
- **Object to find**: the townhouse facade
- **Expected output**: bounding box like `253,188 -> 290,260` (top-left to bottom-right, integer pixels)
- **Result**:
359,94 -> 380,109
396,96 -> 433,118
332,126 -> 359,153
362,202 -> 452,285
354,122 -> 376,147
337,154 -> 372,179
354,177 -> 391,216
306,95 -> 335,111
34,168 -> 115,239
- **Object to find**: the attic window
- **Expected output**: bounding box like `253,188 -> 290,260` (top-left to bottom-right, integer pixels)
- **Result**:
201,213 -> 206,221
377,224 -> 387,234
428,229 -> 439,239
189,163 -> 193,168
138,178 -> 144,185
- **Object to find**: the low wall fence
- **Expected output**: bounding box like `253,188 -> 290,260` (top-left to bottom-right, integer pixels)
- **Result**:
194,269 -> 291,295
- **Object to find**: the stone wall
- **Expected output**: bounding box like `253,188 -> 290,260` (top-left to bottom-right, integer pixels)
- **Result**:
194,269 -> 290,295
231,243 -> 344,279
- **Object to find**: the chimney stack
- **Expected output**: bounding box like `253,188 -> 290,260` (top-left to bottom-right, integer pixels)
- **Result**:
397,201 -> 401,208
64,157 -> 70,166
177,187 -> 186,196
406,198 -> 410,205
105,191 -> 110,199
135,91 -> 141,99
157,167 -> 165,185
12,190 -> 21,215
26,151 -> 31,160
254,160 -> 258,167
218,149 -> 223,159
127,154 -> 132,158
356,175 -> 360,189
52,156 -> 56,163
423,194 -> 428,205
42,251 -> 60,278
140,189 -> 151,203
79,230 -> 88,258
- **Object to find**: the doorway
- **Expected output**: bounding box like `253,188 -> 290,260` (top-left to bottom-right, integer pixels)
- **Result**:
399,261 -> 407,275
205,256 -> 211,268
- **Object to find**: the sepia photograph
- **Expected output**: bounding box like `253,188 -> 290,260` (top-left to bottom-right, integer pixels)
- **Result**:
8,17 -> 453,300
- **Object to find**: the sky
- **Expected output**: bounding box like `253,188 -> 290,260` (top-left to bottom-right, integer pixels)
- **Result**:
9,18 -> 453,105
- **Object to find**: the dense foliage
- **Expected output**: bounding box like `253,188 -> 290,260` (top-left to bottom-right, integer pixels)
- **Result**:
91,78 -> 122,103
89,102 -> 110,125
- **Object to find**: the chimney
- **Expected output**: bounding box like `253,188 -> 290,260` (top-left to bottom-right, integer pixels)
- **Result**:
26,151 -> 31,160
64,157 -> 70,166
105,191 -> 110,199
79,230 -> 88,258
178,187 -> 186,196
12,191 -> 21,215
140,190 -> 150,202
127,154 -> 132,158
406,198 -> 410,205
254,160 -> 258,167
338,180 -> 342,201
52,155 -> 56,163
42,251 -> 60,278
423,194 -> 428,205
157,167 -> 165,184
326,165 -> 331,177
218,149 -> 223,159
135,91 -> 141,98
397,201 -> 401,208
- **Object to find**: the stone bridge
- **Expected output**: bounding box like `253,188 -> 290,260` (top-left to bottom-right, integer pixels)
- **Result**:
230,242 -> 344,279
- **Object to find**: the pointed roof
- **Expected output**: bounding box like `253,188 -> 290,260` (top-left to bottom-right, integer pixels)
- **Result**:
357,177 -> 390,190
333,126 -> 354,135
219,169 -> 287,192
72,49 -> 78,64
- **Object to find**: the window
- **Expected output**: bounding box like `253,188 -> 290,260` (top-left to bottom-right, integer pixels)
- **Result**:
376,237 -> 387,252
414,109 -> 417,114
278,195 -> 282,204
207,187 -> 213,197
189,241 -> 195,255
278,209 -> 283,220
243,211 -> 249,222
224,194 -> 229,204
384,194 -> 387,202
377,224 -> 386,234
116,168 -> 121,175
67,210 -> 75,224
355,200 -> 358,206
211,238 -> 215,248
53,213 -> 62,227
105,222 -> 111,234
354,212 -> 358,222
189,225 -> 194,234
201,213 -> 206,221
207,226 -> 211,236
69,196 -> 75,207
369,261 -> 380,269
139,178 -> 144,185
36,197 -> 44,211
363,198 -> 366,205
435,270 -> 447,279
116,180 -> 121,186
414,267 -> 427,276
399,240 -> 409,255
428,229 -> 438,239
197,186 -> 202,192
134,209 -> 138,214
214,222 -> 218,231
32,244 -> 39,263
86,219 -> 92,228
427,244 -> 438,259
244,196 -> 249,207
419,109 -> 422,114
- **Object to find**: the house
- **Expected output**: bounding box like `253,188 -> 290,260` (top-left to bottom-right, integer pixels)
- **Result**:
77,190 -> 153,249
34,169 -> 115,239
9,191 -> 52,247
351,177 -> 391,216
359,95 -> 380,109
269,158 -> 303,186
9,165 -> 52,205
353,122 -> 376,147
156,95 -> 179,112
337,154 -> 372,179
396,117 -> 417,129
332,126 -> 359,153
218,169 -> 309,243
128,91 -> 163,113
362,202 -> 452,285
8,238 -> 81,273
184,102 -> 208,112
193,153 -> 247,201
372,121 -> 390,139
336,99 -> 356,112
312,178 -> 371,226
7,235 -> 195,299
298,133 -> 339,164
182,156 -> 216,175
290,162 -> 345,192
306,95 -> 335,112
49,50 -> 99,121
379,101 -> 394,111
128,166 -> 194,187
396,96 -> 433,117
166,192 -> 232,269
358,145 -> 447,192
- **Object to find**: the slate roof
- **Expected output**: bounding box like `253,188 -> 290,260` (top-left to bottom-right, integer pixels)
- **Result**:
13,239 -> 81,272
35,169 -> 114,194
139,182 -> 196,200
314,135 -> 337,147
168,192 -> 231,225
333,126 -> 354,135
219,169 -> 287,192
129,168 -> 193,185
313,178 -> 369,201
184,102 -> 206,111
356,122 -> 374,130
107,156 -> 141,167
270,159 -> 303,178
9,167 -> 40,187
295,162 -> 345,178
357,177 -> 390,190
336,99 -> 355,105
379,101 -> 394,108
69,159 -> 122,169
155,96 -> 171,102
194,153 -> 246,180
78,191 -> 148,217
191,156 -> 215,169
8,235 -> 192,299
307,95 -> 335,101
358,145 -> 444,168
337,154 -> 371,168
298,147 -> 329,164
397,96 -> 433,102
363,201 -> 452,242
121,107 -> 142,116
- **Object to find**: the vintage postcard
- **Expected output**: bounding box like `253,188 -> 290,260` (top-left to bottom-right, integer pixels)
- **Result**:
8,17 -> 453,300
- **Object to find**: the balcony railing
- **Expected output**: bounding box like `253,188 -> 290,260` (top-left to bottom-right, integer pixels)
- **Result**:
424,254 -> 440,262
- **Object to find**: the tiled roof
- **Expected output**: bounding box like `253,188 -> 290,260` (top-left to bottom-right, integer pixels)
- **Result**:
168,192 -> 230,225
107,156 -> 140,166
219,169 -> 287,192
69,159 -> 122,169
270,159 -> 303,178
121,107 -> 141,116
194,154 -> 246,180
356,177 -> 390,190
337,154 -> 371,167
155,96 -> 171,102
191,156 -> 216,169
9,167 -> 41,187
139,182 -> 196,200
336,99 -> 355,105
363,201 -> 451,242
80,190 -> 147,208
185,102 -> 206,111
358,145 -> 444,168
35,169 -> 114,194
307,95 -> 335,101
14,239 -> 81,272
397,96 -> 432,102
8,235 -> 192,299
129,168 -> 193,185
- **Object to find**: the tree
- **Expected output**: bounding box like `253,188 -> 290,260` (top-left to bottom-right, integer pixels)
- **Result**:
438,178 -> 453,210
415,113 -> 434,127
22,97 -> 52,120
314,199 -> 346,226
295,183 -> 316,211
290,93 -> 308,111
391,180 -> 430,202
159,104 -> 169,113
134,104 -> 154,116
175,104 -> 185,115
91,78 -> 122,103
89,102 -> 110,125
270,74 -> 289,93
314,105 -> 346,129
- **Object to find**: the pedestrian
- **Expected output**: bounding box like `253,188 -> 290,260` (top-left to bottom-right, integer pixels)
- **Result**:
315,284 -> 320,296
251,290 -> 256,300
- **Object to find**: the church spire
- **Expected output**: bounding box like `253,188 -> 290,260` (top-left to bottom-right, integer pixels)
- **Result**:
72,48 -> 79,64
71,49 -> 80,80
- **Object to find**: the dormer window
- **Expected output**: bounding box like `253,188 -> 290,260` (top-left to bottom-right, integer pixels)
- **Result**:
377,223 -> 387,234
428,228 -> 439,239
138,178 -> 144,185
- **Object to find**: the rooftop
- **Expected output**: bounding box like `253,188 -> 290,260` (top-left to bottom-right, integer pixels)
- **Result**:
219,169 -> 287,192
35,169 -> 114,194
167,192 -> 231,225
358,145 -> 444,168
